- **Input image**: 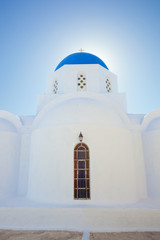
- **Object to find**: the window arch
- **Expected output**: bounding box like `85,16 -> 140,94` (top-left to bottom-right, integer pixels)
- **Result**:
74,142 -> 90,199
77,73 -> 86,91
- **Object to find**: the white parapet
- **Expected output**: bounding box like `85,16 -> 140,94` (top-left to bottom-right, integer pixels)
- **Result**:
0,207 -> 160,231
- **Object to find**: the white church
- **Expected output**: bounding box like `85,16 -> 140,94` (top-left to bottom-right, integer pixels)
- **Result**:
0,51 -> 160,231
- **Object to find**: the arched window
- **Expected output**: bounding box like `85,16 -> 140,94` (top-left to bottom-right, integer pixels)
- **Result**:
74,142 -> 90,199
53,80 -> 58,94
77,73 -> 86,91
106,78 -> 111,93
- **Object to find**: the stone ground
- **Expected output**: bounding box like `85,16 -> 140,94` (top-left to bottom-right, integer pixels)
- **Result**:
0,230 -> 160,240
0,230 -> 83,240
90,232 -> 160,240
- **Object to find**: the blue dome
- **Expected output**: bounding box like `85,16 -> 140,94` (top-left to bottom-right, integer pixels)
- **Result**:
55,52 -> 109,71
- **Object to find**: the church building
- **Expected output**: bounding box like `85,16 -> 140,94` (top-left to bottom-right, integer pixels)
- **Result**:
0,52 -> 160,230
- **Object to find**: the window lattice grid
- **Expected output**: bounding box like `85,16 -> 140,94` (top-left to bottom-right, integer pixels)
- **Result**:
74,143 -> 90,200
77,74 -> 86,91
53,80 -> 58,94
106,78 -> 111,93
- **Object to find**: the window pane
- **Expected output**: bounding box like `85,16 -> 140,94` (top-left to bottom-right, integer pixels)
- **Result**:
78,189 -> 86,198
78,161 -> 85,169
78,179 -> 86,188
78,147 -> 85,150
78,151 -> 85,159
78,170 -> 85,178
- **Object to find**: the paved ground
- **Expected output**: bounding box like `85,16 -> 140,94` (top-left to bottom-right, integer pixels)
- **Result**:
0,230 -> 83,240
90,232 -> 160,240
0,230 -> 160,240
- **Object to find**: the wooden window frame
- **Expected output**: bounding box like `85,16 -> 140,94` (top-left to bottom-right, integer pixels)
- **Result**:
74,142 -> 90,200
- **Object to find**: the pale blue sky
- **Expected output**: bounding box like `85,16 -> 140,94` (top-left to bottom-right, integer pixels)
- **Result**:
0,0 -> 160,115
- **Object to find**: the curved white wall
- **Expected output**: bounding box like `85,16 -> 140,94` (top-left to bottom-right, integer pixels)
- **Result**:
143,129 -> 160,198
0,115 -> 21,199
0,131 -> 19,198
37,97 -> 126,128
147,117 -> 160,131
0,118 -> 17,132
142,113 -> 160,198
27,124 -> 143,205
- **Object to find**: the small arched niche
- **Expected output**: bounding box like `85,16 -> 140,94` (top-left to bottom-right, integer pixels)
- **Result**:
53,79 -> 58,94
106,78 -> 112,93
77,72 -> 86,91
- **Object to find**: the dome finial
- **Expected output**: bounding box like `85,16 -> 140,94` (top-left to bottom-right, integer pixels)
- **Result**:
79,48 -> 84,52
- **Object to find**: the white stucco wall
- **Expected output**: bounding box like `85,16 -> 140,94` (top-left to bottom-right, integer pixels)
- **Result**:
37,63 -> 126,113
18,133 -> 31,195
0,57 -> 157,212
47,64 -> 118,95
35,92 -> 129,129
37,98 -> 125,128
131,131 -> 147,199
141,110 -> 160,199
0,132 -> 19,198
27,123 -> 143,205
0,113 -> 21,199
142,130 -> 160,198
37,92 -> 127,113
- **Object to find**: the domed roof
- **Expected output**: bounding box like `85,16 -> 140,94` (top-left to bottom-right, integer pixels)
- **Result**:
146,117 -> 160,131
55,52 -> 109,71
0,118 -> 17,132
